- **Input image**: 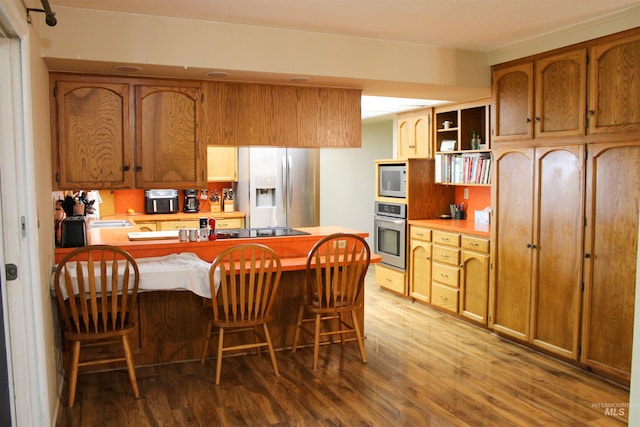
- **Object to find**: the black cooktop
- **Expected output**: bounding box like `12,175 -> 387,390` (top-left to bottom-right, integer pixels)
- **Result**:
214,227 -> 311,239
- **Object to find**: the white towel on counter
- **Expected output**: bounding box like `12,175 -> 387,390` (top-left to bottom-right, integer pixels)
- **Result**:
136,252 -> 217,298
53,252 -> 218,299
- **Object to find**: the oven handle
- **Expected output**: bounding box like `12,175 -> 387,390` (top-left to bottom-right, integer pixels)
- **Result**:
374,215 -> 406,225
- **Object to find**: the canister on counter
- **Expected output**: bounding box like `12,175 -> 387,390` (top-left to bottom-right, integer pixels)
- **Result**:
178,228 -> 188,242
188,228 -> 199,242
208,218 -> 217,240
199,217 -> 208,229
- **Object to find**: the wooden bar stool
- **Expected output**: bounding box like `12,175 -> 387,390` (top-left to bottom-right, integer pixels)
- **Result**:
201,243 -> 282,384
292,233 -> 371,369
53,245 -> 140,408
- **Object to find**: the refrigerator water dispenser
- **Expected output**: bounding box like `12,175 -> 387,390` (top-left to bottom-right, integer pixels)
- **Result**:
255,176 -> 276,208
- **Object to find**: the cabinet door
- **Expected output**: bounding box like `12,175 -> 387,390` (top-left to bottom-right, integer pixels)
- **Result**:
491,148 -> 534,340
409,240 -> 431,303
530,146 -> 584,359
207,146 -> 238,182
54,81 -> 132,189
582,142 -> 640,381
534,49 -> 587,138
491,63 -> 534,142
135,85 -> 205,188
398,113 -> 432,159
588,33 -> 640,135
460,250 -> 489,325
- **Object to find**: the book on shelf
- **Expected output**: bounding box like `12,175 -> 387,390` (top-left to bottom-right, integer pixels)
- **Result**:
435,152 -> 492,185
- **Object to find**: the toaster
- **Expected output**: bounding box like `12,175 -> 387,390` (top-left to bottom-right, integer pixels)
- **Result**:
60,216 -> 87,248
144,189 -> 179,214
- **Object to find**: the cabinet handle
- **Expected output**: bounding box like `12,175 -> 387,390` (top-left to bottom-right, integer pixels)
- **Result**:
588,110 -> 595,116
470,242 -> 479,247
535,116 -> 541,122
459,263 -> 464,268
123,165 -> 130,171
527,243 -> 532,248
440,274 -> 449,279
440,296 -> 448,302
585,253 -> 591,259
526,118 -> 532,123
426,257 -> 431,260
441,254 -> 450,259
136,166 -> 142,172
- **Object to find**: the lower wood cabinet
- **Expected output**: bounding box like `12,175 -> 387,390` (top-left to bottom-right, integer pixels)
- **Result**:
460,236 -> 490,324
408,225 -> 489,326
139,217 -> 245,232
375,263 -> 406,295
408,226 -> 431,303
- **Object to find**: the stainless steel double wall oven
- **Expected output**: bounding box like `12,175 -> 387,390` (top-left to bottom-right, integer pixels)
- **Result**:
374,201 -> 407,270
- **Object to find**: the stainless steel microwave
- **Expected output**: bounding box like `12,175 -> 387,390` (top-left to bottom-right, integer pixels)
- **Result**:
378,164 -> 407,198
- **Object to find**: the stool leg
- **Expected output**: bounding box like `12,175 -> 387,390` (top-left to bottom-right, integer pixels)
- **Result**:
351,310 -> 367,364
201,319 -> 213,364
292,304 -> 305,353
313,313 -> 322,370
122,335 -> 140,398
67,340 -> 81,408
215,328 -> 225,385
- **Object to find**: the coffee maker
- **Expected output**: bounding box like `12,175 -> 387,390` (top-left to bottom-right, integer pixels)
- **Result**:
183,189 -> 200,213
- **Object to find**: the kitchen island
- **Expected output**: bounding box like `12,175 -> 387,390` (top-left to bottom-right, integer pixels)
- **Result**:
54,226 -> 378,368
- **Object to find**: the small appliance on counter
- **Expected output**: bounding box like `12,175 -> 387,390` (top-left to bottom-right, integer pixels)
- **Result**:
144,189 -> 179,214
60,216 -> 87,248
183,189 -> 200,213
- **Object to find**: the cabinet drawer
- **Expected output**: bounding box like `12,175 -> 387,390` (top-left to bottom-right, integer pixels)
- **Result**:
432,230 -> 460,247
431,283 -> 458,313
215,218 -> 244,229
461,235 -> 489,253
375,265 -> 406,295
159,220 -> 200,230
410,226 -> 431,242
432,245 -> 460,266
432,263 -> 460,288
136,221 -> 157,232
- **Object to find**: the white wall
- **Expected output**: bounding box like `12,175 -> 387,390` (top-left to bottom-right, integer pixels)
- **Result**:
319,120 -> 394,248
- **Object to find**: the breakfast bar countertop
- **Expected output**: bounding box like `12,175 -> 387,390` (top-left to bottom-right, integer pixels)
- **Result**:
54,226 -> 377,266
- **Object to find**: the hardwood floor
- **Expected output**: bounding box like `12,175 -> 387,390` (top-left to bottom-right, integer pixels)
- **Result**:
56,266 -> 629,426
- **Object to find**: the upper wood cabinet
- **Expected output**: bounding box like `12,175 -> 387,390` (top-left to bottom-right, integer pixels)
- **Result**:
535,49 -> 586,138
202,82 -> 362,147
397,109 -> 432,159
491,63 -> 533,142
207,146 -> 238,182
134,84 -> 205,189
492,49 -> 586,143
587,32 -> 640,135
492,28 -> 640,145
51,80 -> 133,189
51,75 -> 205,190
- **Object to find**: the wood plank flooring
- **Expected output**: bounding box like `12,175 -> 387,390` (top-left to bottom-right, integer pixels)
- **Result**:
56,266 -> 629,426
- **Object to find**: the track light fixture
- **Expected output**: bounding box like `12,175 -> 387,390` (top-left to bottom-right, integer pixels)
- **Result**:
26,0 -> 57,27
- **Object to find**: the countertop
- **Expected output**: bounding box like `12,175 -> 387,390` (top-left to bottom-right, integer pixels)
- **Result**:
409,219 -> 490,237
55,226 -> 378,267
102,211 -> 246,222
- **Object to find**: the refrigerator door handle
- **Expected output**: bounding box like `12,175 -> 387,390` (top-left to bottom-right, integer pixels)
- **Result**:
287,155 -> 293,209
281,155 -> 287,216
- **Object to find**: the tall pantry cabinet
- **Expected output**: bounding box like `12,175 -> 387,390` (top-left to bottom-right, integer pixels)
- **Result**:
491,145 -> 584,359
490,28 -> 640,384
582,142 -> 640,380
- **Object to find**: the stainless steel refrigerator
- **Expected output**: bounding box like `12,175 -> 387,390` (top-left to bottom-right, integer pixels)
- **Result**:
237,147 -> 320,228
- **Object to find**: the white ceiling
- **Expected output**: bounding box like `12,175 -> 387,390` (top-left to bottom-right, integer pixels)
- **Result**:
41,0 -> 639,118
47,0 -> 638,51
